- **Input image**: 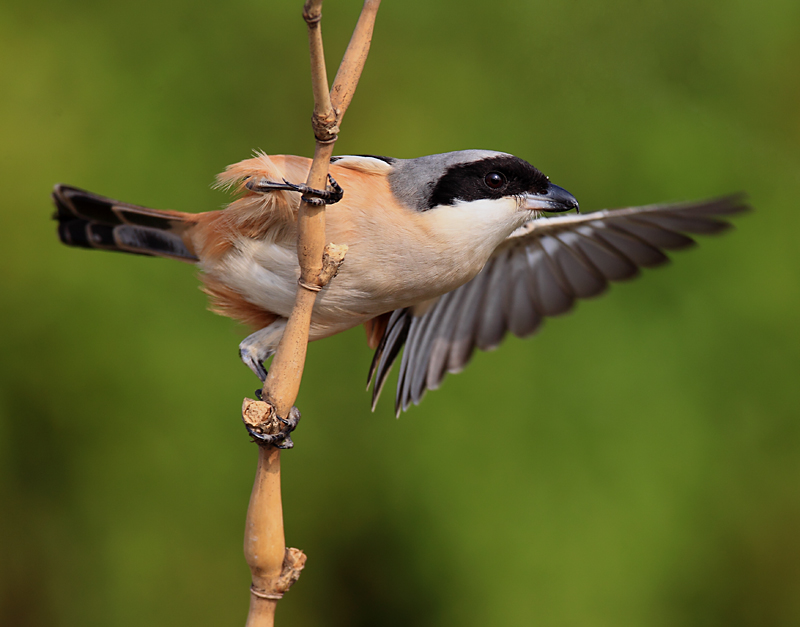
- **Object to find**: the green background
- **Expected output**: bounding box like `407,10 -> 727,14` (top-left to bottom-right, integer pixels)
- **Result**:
2,1 -> 799,625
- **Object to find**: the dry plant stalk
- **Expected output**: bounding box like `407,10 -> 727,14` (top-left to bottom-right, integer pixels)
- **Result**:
243,2 -> 381,625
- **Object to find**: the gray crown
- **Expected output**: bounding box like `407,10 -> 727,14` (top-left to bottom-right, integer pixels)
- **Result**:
389,150 -> 510,212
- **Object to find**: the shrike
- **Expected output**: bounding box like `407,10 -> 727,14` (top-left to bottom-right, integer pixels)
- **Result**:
53,150 -> 747,414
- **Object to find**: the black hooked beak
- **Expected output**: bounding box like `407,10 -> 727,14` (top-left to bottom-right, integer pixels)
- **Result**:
523,183 -> 580,214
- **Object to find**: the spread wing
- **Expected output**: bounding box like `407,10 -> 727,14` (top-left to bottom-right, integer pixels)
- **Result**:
367,194 -> 749,415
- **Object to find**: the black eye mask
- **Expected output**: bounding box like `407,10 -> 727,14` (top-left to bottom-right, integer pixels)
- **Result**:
427,155 -> 550,209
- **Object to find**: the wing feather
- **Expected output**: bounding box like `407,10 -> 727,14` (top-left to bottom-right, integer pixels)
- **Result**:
367,194 -> 749,414
528,242 -> 575,315
506,251 -> 543,338
572,226 -> 640,280
446,265 -> 494,373
550,232 -> 607,297
426,288 -> 470,390
409,293 -> 458,406
476,251 -> 513,351
368,309 -> 412,411
609,218 -> 695,249
595,223 -> 671,267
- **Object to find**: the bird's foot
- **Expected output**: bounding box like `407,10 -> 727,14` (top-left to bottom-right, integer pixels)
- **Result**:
242,398 -> 301,449
239,342 -> 274,383
245,174 -> 343,206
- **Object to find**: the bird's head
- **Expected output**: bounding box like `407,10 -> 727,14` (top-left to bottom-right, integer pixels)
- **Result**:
389,149 -> 577,213
384,150 -> 578,246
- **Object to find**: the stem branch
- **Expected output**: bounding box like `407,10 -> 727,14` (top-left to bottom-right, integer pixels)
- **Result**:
242,2 -> 381,625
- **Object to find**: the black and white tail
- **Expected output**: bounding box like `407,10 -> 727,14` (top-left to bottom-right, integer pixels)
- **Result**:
52,184 -> 198,262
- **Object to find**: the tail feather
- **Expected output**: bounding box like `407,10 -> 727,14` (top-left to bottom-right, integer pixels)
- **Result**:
53,184 -> 199,262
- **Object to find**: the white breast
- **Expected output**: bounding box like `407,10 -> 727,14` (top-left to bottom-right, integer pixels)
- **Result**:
200,238 -> 300,318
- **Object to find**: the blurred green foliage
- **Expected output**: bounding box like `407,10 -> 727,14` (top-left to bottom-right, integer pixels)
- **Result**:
1,0 -> 799,625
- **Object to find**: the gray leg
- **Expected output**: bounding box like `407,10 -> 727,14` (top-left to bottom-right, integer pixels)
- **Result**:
239,319 -> 287,382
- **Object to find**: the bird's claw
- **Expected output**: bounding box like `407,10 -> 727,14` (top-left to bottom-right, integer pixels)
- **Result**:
240,346 -> 268,383
242,404 -> 301,449
245,174 -> 343,206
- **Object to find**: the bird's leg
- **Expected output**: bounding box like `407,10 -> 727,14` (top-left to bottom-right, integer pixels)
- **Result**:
245,173 -> 344,206
240,320 -> 299,448
239,319 -> 287,384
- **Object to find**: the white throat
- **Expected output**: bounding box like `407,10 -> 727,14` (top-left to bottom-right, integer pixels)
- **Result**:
424,196 -> 528,260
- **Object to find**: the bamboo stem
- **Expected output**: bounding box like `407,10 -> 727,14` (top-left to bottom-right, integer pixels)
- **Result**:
242,2 -> 381,625
330,0 -> 381,117
244,446 -> 283,625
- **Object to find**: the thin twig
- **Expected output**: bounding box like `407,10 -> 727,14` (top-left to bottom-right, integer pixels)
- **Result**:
242,2 -> 381,625
263,0 -> 381,416
330,0 -> 381,118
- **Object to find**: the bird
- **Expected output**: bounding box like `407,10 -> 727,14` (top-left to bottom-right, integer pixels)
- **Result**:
53,150 -> 748,415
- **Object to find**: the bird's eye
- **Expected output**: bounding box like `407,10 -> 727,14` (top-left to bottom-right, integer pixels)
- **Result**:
484,172 -> 506,189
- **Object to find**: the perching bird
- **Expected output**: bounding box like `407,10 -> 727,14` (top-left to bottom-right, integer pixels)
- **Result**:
53,150 -> 747,415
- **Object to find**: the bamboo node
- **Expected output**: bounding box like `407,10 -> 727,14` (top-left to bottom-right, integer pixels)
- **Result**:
241,398 -> 301,449
276,547 -> 307,592
297,243 -> 349,293
319,242 -> 348,283
242,397 -> 277,431
302,1 -> 321,25
311,111 -> 340,143
249,586 -> 284,601
248,547 -> 307,601
297,278 -> 323,292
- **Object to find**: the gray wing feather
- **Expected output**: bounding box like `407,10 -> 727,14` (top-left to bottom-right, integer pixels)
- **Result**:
368,309 -> 411,411
397,314 -> 426,413
548,233 -> 607,297
610,219 -> 695,249
446,266 -> 494,373
571,226 -> 639,280
592,223 -> 670,267
506,250 -> 543,338
476,251 -> 512,351
409,293 -> 453,407
426,288 -> 470,390
528,242 -> 575,315
368,194 -> 749,414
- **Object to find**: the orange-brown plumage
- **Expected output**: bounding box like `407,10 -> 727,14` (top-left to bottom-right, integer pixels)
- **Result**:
201,279 -> 280,331
363,312 -> 391,350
